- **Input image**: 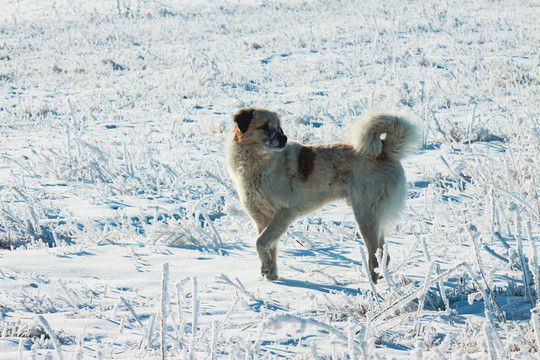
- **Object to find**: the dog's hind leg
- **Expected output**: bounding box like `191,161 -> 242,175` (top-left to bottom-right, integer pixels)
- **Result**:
352,206 -> 385,283
253,214 -> 272,235
256,208 -> 296,280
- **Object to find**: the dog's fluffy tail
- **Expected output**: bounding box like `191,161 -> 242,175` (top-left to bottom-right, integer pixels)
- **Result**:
352,113 -> 419,161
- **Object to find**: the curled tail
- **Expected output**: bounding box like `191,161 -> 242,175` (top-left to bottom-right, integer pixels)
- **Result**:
352,113 -> 419,161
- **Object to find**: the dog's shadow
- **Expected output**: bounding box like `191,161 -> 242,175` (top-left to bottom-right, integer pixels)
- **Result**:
274,277 -> 360,296
284,246 -> 363,268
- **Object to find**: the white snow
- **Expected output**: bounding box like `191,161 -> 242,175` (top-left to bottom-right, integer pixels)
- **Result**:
0,0 -> 539,358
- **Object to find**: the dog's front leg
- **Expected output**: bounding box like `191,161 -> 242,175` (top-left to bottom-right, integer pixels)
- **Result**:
256,208 -> 296,280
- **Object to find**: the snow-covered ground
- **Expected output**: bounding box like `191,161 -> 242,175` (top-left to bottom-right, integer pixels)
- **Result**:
1,0 -> 539,358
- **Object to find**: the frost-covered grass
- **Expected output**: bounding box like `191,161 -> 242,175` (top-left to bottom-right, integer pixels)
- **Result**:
0,0 -> 539,358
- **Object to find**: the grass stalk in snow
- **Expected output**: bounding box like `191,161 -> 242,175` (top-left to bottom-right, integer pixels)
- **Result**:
483,320 -> 500,359
531,307 -> 540,354
37,315 -> 64,360
1,207 -> 45,243
468,228 -> 505,323
161,262 -> 169,360
513,206 -> 534,305
463,262 -> 505,327
355,320 -> 370,360
418,235 -> 451,316
216,295 -> 239,332
194,203 -> 223,248
175,278 -> 190,345
378,246 -> 401,296
123,141 -> 135,177
26,203 -> 40,236
65,116 -> 72,165
393,238 -> 418,272
415,260 -> 434,336
67,99 -> 82,163
392,19 -> 400,87
488,182 -> 540,220
419,81 -> 431,148
119,296 -> 150,349
202,170 -> 238,198
210,321 -> 218,360
189,276 -> 199,360
491,188 -> 512,236
439,155 -> 463,191
217,274 -> 258,302
373,262 -> 466,321
526,221 -> 540,305
175,282 -> 184,345
146,314 -> 158,348
412,339 -> 423,360
489,188 -> 497,237
347,318 -> 359,360
358,244 -> 381,309
18,338 -> 23,360
57,279 -> 80,315
483,308 -> 506,359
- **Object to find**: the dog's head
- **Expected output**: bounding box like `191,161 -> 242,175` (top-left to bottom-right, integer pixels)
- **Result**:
233,108 -> 287,151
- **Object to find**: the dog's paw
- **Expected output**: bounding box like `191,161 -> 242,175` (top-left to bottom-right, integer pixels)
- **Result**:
265,265 -> 278,280
261,265 -> 278,281
265,272 -> 278,281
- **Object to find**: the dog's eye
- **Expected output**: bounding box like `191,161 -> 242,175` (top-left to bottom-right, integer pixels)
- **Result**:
259,124 -> 270,131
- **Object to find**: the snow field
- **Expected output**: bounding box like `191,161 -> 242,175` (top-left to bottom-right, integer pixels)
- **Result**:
0,0 -> 539,358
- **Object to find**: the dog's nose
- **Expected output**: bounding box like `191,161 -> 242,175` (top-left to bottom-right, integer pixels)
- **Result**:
278,133 -> 287,147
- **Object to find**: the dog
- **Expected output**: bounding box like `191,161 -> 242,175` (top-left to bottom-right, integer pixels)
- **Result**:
226,108 -> 418,283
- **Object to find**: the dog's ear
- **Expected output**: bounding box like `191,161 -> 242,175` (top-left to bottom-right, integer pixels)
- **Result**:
234,109 -> 255,133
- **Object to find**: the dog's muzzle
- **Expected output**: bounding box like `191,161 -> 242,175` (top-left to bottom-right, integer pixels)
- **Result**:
265,131 -> 288,150
277,133 -> 287,148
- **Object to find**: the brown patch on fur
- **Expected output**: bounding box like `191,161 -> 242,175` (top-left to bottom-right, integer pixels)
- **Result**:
318,142 -> 356,186
298,146 -> 316,181
232,126 -> 243,143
